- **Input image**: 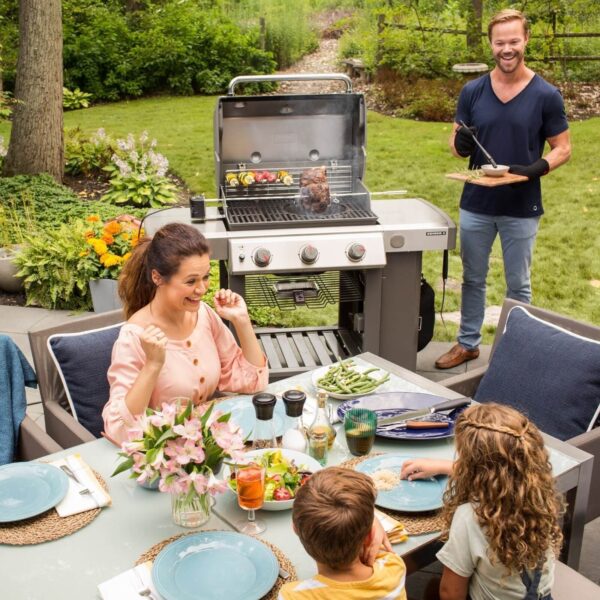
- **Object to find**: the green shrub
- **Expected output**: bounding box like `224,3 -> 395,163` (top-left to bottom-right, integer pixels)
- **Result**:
15,221 -> 95,310
63,87 -> 92,110
65,127 -> 115,177
0,174 -> 146,232
59,0 -> 275,100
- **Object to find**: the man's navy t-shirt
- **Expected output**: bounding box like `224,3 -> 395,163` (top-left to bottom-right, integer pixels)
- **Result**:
456,73 -> 568,218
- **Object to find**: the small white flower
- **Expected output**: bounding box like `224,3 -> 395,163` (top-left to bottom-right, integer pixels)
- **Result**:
139,130 -> 148,144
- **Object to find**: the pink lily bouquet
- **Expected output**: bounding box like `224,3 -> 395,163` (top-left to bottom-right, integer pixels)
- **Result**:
112,400 -> 245,526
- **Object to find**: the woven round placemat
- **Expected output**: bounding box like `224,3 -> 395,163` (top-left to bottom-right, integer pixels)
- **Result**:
0,471 -> 108,546
338,454 -> 445,536
136,530 -> 297,600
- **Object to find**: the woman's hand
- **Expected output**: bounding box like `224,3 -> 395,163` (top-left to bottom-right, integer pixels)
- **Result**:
139,325 -> 168,368
400,458 -> 454,481
361,517 -> 393,566
213,289 -> 250,324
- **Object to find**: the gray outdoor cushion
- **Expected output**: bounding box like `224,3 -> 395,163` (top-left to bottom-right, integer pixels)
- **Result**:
475,306 -> 600,441
47,323 -> 122,438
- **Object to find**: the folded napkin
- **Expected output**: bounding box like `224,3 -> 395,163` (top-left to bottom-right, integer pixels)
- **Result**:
375,508 -> 408,544
98,561 -> 160,600
51,454 -> 111,517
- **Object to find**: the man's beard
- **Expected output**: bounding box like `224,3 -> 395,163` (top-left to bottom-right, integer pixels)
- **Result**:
494,50 -> 524,73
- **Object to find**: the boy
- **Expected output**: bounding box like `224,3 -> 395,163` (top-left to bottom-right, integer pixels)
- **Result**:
279,467 -> 407,599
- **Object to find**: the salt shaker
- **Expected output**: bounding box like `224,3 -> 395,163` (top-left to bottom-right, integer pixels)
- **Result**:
281,389 -> 307,453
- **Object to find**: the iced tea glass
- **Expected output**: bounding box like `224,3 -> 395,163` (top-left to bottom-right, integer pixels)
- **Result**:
344,408 -> 377,456
235,462 -> 266,534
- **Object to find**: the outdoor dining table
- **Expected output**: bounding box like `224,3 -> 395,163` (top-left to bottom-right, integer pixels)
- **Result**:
1,352 -> 592,599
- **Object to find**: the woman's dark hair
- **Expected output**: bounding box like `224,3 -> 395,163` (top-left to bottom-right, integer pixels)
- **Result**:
118,223 -> 210,318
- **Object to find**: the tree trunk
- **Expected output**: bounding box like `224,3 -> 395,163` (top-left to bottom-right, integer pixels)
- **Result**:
2,0 -> 63,181
466,0 -> 483,60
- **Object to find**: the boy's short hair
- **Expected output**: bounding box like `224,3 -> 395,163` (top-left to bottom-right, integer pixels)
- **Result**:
292,467 -> 376,569
488,8 -> 530,40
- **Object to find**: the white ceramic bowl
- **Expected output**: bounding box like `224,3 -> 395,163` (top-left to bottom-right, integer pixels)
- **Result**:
481,164 -> 509,177
223,448 -> 322,511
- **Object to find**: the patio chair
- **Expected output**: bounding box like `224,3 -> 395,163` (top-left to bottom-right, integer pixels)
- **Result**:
28,309 -> 124,449
16,415 -> 62,460
441,298 -> 600,523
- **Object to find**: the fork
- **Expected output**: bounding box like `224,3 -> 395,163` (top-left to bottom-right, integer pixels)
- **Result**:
134,567 -> 155,599
59,464 -> 91,495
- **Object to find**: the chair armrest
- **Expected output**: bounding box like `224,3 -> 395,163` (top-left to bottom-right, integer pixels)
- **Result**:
440,365 -> 488,397
569,427 -> 600,522
44,401 -> 95,449
17,415 -> 63,460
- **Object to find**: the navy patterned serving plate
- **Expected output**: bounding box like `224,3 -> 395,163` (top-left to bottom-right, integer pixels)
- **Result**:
337,392 -> 465,440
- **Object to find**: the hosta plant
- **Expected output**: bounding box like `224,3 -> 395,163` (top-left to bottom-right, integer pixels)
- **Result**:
63,87 -> 92,111
64,127 -> 115,177
102,132 -> 178,208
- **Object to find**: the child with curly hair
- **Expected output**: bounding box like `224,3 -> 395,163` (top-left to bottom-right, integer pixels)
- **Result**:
400,403 -> 563,600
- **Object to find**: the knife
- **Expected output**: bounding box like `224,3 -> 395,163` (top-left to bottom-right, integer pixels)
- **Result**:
377,397 -> 471,427
459,120 -> 498,168
212,506 -> 290,580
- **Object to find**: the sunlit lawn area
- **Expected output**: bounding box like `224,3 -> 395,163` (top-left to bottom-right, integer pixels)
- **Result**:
2,98 -> 598,341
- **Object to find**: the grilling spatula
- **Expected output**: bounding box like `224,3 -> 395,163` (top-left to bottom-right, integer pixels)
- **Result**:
459,120 -> 498,168
377,397 -> 471,427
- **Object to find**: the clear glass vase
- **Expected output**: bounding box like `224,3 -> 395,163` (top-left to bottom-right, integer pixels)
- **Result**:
171,491 -> 214,528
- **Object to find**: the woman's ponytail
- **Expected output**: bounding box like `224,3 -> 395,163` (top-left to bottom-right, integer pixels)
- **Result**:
118,237 -> 154,319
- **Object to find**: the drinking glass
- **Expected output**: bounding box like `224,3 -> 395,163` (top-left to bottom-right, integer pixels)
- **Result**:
235,462 -> 266,534
344,408 -> 377,456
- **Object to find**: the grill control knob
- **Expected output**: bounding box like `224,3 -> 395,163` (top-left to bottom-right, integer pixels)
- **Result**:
346,243 -> 366,262
253,247 -> 272,268
300,244 -> 319,264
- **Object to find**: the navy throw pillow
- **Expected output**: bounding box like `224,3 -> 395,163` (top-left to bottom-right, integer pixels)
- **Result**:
48,323 -> 122,438
474,306 -> 600,441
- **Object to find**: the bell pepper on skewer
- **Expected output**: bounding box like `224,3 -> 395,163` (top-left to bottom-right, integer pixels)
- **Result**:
277,170 -> 293,186
225,173 -> 240,187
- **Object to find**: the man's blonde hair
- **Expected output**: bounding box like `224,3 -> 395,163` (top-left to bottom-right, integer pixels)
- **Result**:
292,467 -> 376,569
488,9 -> 530,40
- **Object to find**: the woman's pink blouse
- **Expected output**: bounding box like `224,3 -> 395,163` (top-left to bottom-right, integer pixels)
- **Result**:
103,302 -> 268,444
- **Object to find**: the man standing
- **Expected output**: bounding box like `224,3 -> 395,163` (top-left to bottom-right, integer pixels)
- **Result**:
436,9 -> 571,369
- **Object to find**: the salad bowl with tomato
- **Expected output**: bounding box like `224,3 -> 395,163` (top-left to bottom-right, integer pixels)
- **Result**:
225,449 -> 322,511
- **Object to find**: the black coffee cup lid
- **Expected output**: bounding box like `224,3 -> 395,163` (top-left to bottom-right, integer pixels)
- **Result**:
281,389 -> 306,417
252,392 -> 276,420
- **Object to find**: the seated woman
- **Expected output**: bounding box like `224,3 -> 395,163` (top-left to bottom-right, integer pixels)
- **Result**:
102,222 -> 268,445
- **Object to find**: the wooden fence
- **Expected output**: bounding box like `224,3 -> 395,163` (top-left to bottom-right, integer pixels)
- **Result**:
379,18 -> 600,62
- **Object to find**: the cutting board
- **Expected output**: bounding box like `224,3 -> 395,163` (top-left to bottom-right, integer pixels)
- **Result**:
446,172 -> 529,187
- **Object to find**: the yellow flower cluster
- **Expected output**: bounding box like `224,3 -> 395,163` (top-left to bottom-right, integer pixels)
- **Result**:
83,214 -> 142,277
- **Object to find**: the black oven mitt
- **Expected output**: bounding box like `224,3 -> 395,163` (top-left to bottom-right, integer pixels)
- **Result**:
454,125 -> 477,157
509,158 -> 550,179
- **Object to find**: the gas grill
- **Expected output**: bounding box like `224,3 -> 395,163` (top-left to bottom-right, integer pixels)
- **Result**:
145,74 -> 457,378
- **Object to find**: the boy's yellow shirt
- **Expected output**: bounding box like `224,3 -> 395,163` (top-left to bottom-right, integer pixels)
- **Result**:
278,552 -> 407,599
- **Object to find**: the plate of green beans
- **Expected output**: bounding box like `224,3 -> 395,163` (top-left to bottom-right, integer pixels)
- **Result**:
311,360 -> 391,399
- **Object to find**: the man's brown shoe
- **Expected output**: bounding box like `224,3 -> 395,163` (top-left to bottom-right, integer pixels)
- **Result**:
435,344 -> 480,369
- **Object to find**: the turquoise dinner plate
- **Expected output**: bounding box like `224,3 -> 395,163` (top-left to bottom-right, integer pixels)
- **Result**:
0,462 -> 69,522
152,531 -> 279,600
217,396 -> 286,441
355,454 -> 448,512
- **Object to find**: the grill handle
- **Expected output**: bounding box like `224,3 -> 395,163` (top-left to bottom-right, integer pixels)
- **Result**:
227,73 -> 353,95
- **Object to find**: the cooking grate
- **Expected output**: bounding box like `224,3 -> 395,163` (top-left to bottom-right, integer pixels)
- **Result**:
244,271 -> 362,311
225,197 -> 377,230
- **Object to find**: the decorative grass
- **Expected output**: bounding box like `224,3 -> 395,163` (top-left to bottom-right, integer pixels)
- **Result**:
1,100 -> 598,341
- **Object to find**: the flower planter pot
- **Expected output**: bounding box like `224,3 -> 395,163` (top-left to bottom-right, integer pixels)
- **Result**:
89,278 -> 122,313
0,246 -> 25,293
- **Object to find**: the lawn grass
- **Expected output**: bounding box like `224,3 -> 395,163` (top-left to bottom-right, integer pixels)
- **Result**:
1,98 -> 598,341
